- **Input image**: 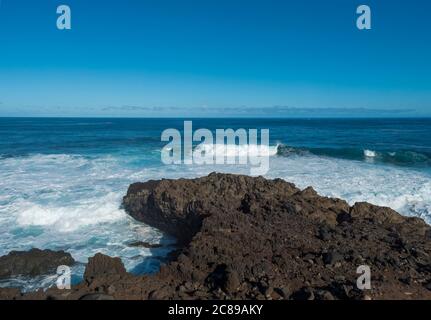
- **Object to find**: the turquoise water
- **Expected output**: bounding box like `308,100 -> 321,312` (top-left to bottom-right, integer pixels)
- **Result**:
1,117 -> 431,290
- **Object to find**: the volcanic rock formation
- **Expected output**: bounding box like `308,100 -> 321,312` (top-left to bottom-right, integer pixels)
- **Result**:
2,173 -> 431,300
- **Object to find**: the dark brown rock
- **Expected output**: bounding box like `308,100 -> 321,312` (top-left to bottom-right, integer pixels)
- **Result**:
0,288 -> 21,300
323,251 -> 344,265
224,268 -> 241,292
79,293 -> 115,300
3,173 -> 431,300
127,241 -> 163,249
83,253 -> 127,282
120,173 -> 431,300
0,248 -> 74,279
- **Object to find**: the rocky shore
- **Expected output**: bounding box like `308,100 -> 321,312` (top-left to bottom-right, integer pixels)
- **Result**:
1,173 -> 431,300
0,249 -> 75,280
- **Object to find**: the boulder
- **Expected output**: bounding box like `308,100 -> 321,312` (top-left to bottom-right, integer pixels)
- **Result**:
83,253 -> 127,282
0,248 -> 74,279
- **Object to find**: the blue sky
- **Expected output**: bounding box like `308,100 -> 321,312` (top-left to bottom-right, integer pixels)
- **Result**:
0,0 -> 430,117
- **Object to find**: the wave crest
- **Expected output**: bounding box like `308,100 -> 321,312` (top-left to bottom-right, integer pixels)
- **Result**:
193,143 -> 279,158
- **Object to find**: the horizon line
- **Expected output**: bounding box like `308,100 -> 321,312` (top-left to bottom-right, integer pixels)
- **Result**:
1,116 -> 431,120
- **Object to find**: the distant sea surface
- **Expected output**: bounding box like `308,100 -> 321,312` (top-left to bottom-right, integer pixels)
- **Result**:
1,117 -> 431,290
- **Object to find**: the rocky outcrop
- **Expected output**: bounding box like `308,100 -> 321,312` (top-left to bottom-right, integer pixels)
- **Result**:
127,241 -> 163,248
2,173 -> 431,300
120,173 -> 431,300
84,253 -> 127,282
0,248 -> 75,279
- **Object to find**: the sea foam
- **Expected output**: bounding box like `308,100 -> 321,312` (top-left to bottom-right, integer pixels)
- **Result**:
192,143 -> 279,159
364,149 -> 377,158
0,154 -> 174,292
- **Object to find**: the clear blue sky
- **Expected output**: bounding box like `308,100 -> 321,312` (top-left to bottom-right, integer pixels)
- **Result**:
0,0 -> 430,117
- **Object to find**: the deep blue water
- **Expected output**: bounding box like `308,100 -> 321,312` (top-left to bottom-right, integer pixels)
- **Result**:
1,118 -> 431,168
0,117 -> 430,291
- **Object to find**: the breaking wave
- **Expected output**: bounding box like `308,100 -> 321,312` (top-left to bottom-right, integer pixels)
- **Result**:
364,149 -> 376,158
192,143 -> 279,159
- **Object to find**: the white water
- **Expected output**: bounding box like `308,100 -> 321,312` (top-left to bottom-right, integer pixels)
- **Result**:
193,143 -> 279,159
0,154 -> 175,290
364,149 -> 377,158
268,155 -> 431,223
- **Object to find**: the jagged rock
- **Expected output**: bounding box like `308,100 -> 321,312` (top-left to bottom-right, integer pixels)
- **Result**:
275,286 -> 291,299
291,287 -> 315,300
127,241 -> 163,248
350,202 -> 405,225
79,293 -> 115,300
83,253 -> 127,282
120,173 -> 431,300
315,290 -> 335,300
322,251 -> 344,265
317,226 -> 332,241
2,173 -> 431,300
224,268 -> 241,292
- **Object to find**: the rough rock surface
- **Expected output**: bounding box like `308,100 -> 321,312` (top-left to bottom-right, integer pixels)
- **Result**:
0,248 -> 75,279
84,253 -> 127,282
2,173 -> 431,300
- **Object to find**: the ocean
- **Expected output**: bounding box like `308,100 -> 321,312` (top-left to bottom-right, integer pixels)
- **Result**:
1,117 -> 431,291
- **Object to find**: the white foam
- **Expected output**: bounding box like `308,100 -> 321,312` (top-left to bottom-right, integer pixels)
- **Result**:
0,154 -> 127,231
0,153 -> 174,292
193,143 -> 279,159
268,154 -> 431,223
14,193 -> 125,232
364,149 -> 376,158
